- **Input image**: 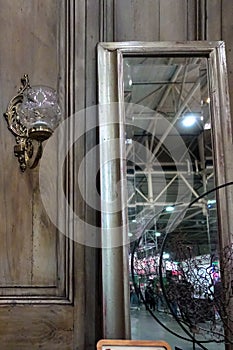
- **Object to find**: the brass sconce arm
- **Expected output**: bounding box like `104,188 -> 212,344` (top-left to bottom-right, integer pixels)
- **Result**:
4,75 -> 61,172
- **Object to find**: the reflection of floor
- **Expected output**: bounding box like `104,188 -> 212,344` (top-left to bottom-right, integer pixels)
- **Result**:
130,308 -> 225,350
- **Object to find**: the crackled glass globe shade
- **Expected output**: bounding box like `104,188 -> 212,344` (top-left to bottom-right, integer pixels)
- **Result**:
18,85 -> 61,141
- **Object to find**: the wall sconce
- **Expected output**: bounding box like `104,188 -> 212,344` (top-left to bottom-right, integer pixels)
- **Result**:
3,74 -> 61,172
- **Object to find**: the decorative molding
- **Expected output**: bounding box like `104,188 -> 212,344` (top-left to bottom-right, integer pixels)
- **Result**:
100,0 -> 115,41
196,0 -> 207,40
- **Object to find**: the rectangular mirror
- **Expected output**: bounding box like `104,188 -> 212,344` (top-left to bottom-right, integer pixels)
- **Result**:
98,41 -> 233,346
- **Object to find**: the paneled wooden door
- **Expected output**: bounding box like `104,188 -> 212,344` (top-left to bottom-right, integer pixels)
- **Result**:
0,1 -> 84,349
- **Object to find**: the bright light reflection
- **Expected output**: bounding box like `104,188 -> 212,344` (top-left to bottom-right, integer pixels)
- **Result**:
165,206 -> 174,212
204,122 -> 211,130
182,114 -> 197,127
207,199 -> 216,205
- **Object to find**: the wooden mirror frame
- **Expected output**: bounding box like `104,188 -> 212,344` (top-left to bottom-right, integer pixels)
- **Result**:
97,41 -> 233,339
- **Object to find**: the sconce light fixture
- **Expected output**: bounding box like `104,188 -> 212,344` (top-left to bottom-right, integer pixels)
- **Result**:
4,74 -> 61,172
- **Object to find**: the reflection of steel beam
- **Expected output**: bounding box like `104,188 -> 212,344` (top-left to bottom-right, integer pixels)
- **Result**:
127,191 -> 135,204
134,152 -> 146,164
135,188 -> 149,202
128,171 -> 196,176
147,167 -> 154,202
127,202 -> 202,207
150,118 -> 158,153
145,139 -> 154,203
126,63 -> 183,156
177,60 -> 188,110
182,209 -> 203,221
133,80 -> 200,85
130,161 -> 193,166
153,175 -> 178,203
179,173 -> 200,198
135,85 -> 164,105
198,133 -> 206,170
154,57 -> 200,112
207,172 -> 214,181
178,136 -> 196,162
149,80 -> 201,162
155,65 -> 184,109
205,144 -> 212,153
174,85 -> 201,108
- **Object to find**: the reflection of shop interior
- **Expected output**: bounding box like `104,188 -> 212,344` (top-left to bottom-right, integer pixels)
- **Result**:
130,247 -> 220,299
130,242 -> 227,346
125,56 -> 217,255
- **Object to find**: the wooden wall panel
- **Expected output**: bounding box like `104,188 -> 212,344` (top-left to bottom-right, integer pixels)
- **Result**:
0,0 -> 75,345
32,177 -> 57,286
222,0 -> 233,118
115,0 -> 196,42
159,0 -> 188,40
115,0 -> 160,41
0,1 -> 55,286
115,0 -> 134,40
0,305 -> 73,350
206,0 -> 222,40
0,0 -> 69,300
0,170 -> 32,286
187,0 -> 196,40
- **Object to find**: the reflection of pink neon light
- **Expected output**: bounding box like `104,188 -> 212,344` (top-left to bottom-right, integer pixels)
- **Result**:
172,270 -> 181,276
131,255 -> 180,276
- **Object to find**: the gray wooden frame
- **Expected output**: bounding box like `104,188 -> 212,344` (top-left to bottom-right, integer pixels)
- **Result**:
98,40 -> 233,339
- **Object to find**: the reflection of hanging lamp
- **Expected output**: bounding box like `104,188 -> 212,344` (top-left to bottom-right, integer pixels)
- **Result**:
181,112 -> 201,127
4,75 -> 61,172
165,206 -> 174,212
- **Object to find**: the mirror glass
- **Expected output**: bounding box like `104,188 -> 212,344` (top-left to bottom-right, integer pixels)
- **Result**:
124,55 -> 223,348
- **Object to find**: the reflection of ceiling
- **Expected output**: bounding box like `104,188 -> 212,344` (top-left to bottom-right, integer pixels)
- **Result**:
124,56 -> 217,254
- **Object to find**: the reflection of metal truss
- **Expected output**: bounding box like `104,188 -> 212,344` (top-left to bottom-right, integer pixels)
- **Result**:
125,56 -> 213,243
